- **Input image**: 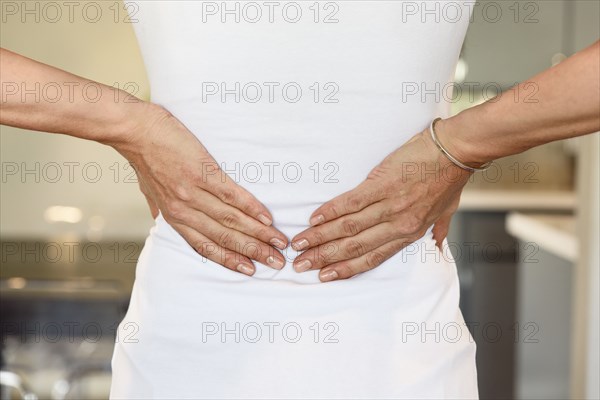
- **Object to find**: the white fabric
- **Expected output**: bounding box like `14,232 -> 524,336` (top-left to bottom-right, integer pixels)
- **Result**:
111,1 -> 479,398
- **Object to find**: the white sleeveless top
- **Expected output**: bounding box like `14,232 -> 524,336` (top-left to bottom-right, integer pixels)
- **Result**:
111,1 -> 479,398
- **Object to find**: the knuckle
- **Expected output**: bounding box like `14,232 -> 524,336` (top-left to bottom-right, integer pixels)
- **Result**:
217,231 -> 234,249
219,188 -> 236,204
405,224 -> 420,236
323,203 -> 339,219
388,201 -> 407,216
367,165 -> 386,181
311,229 -> 326,246
341,218 -> 361,236
365,250 -> 386,269
174,185 -> 191,202
396,216 -> 422,236
344,194 -> 362,211
164,200 -> 185,221
318,241 -> 341,263
313,247 -> 331,266
344,239 -> 366,258
239,194 -> 257,212
219,211 -> 240,228
316,251 -> 331,266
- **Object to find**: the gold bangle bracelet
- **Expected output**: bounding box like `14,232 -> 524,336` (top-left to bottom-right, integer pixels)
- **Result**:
429,117 -> 492,172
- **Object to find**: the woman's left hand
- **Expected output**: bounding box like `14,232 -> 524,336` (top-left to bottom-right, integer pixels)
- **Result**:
291,127 -> 472,282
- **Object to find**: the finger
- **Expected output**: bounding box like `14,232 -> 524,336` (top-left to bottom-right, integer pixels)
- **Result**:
292,223 -> 395,272
432,214 -> 452,250
178,210 -> 286,270
198,161 -> 274,226
307,180 -> 385,226
174,224 -> 256,276
319,238 -> 411,282
291,201 -> 387,251
190,189 -> 288,250
431,196 -> 460,249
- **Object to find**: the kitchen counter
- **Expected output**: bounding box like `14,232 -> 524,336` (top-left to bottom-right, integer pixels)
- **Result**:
506,212 -> 578,262
460,189 -> 576,211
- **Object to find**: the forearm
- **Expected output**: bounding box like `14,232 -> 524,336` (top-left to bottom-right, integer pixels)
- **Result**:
437,40 -> 600,165
0,48 -> 154,148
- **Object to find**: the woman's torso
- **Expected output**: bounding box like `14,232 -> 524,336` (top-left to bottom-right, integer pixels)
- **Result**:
129,0 -> 473,283
110,3 -> 479,398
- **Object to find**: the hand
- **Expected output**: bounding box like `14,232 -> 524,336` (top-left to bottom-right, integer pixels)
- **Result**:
290,128 -> 471,282
114,103 -> 288,276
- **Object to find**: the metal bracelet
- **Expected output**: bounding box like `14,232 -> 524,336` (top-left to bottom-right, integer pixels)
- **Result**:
429,117 -> 492,172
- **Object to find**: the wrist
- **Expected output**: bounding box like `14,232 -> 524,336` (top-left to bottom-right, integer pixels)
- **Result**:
419,127 -> 471,180
101,98 -> 169,153
434,114 -> 493,168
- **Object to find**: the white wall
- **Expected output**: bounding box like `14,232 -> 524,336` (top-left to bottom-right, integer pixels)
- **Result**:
570,1 -> 600,397
571,132 -> 600,399
585,135 -> 599,399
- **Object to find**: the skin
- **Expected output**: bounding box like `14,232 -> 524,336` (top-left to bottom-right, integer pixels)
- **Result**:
1,41 -> 599,282
292,40 -> 600,282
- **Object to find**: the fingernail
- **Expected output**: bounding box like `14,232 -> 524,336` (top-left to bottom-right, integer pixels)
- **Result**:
237,263 -> 254,276
294,259 -> 312,272
257,214 -> 272,226
309,214 -> 324,226
266,256 -> 285,270
320,269 -> 338,282
270,238 -> 287,250
291,238 -> 309,251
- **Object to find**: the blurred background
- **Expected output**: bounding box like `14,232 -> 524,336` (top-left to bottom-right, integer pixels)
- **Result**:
1,0 -> 599,399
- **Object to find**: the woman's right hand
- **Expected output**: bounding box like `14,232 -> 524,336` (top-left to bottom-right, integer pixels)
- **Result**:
113,103 -> 288,276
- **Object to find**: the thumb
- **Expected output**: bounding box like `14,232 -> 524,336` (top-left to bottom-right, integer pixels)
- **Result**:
432,214 -> 453,250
